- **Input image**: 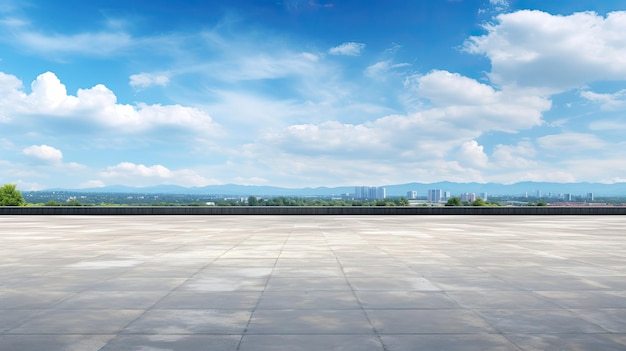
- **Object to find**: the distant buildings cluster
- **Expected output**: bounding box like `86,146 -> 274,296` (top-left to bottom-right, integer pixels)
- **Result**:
403,189 -> 489,203
406,188 -> 596,204
354,186 -> 386,200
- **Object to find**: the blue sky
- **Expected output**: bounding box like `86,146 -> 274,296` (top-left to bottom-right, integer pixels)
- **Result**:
2,0 -> 626,190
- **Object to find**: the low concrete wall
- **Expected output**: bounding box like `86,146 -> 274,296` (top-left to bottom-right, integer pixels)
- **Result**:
1,206 -> 625,215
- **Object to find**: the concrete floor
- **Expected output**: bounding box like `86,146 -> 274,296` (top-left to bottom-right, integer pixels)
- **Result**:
0,215 -> 625,351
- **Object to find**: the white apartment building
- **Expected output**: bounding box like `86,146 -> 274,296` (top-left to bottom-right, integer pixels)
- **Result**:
427,189 -> 442,203
354,186 -> 386,200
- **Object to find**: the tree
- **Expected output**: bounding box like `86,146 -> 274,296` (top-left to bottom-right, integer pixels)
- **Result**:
247,196 -> 258,206
471,198 -> 487,206
0,184 -> 25,206
65,199 -> 82,206
445,197 -> 462,206
395,197 -> 410,206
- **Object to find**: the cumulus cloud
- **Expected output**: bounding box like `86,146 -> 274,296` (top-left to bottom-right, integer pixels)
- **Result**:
129,73 -> 170,89
260,68 -> 555,179
464,10 -> 626,91
101,162 -> 219,187
264,69 -> 551,161
412,70 -> 551,132
491,140 -> 537,169
457,140 -> 489,168
416,70 -> 498,106
328,42 -> 365,56
22,144 -> 63,163
2,71 -> 219,134
263,121 -> 391,156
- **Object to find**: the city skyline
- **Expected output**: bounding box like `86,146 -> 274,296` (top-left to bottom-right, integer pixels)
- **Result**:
2,0 -> 626,190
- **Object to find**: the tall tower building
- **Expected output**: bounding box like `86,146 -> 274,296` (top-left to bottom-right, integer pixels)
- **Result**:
427,189 -> 442,203
355,186 -> 386,200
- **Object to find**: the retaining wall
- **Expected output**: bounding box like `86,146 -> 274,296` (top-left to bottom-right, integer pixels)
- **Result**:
1,206 -> 625,215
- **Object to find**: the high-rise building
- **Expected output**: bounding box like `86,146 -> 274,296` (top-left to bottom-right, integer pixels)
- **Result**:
587,193 -> 594,201
481,192 -> 488,201
427,189 -> 442,203
460,193 -> 477,202
354,186 -> 386,200
406,191 -> 417,200
443,191 -> 451,200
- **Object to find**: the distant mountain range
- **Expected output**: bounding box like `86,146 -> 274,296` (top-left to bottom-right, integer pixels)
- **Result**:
43,181 -> 626,197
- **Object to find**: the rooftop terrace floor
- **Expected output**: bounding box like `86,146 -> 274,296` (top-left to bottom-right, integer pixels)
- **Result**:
1,215 -> 625,350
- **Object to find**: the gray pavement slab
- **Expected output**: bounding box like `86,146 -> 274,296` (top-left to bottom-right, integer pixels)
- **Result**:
0,334 -> 114,351
367,309 -> 497,334
506,333 -> 626,351
122,309 -> 252,334
257,290 -> 361,310
100,335 -> 241,351
380,334 -> 521,351
245,309 -> 374,334
239,335 -> 384,351
1,215 -> 626,350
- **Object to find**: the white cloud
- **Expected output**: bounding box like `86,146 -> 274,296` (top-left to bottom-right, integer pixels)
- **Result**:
13,179 -> 45,191
489,0 -> 509,12
300,52 -> 319,62
215,52 -> 321,81
465,10 -> 626,92
129,73 -> 170,89
77,180 -> 105,189
100,162 -> 219,187
492,140 -> 537,169
537,133 -> 606,150
14,31 -> 133,57
2,71 -> 220,134
412,70 -> 551,132
417,70 -> 497,106
263,70 -> 551,163
22,144 -> 63,163
456,140 -> 488,168
580,89 -> 626,110
365,60 -> 410,79
263,121 -> 392,156
588,120 -> 626,131
0,17 -> 28,27
232,177 -> 269,185
328,42 -> 365,56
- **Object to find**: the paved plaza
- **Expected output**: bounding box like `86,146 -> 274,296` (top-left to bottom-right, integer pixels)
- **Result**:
1,215 -> 625,350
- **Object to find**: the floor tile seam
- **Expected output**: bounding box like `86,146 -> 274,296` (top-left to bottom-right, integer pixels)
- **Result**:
468,307 -> 622,336
241,332 -> 388,336
96,229 -> 257,350
522,289 -> 590,310
235,223 -> 292,351
2,332 -> 130,336
455,306 -> 521,348
159,229 -> 259,296
326,231 -> 389,351
1,284 -> 96,333
563,307 -> 621,333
